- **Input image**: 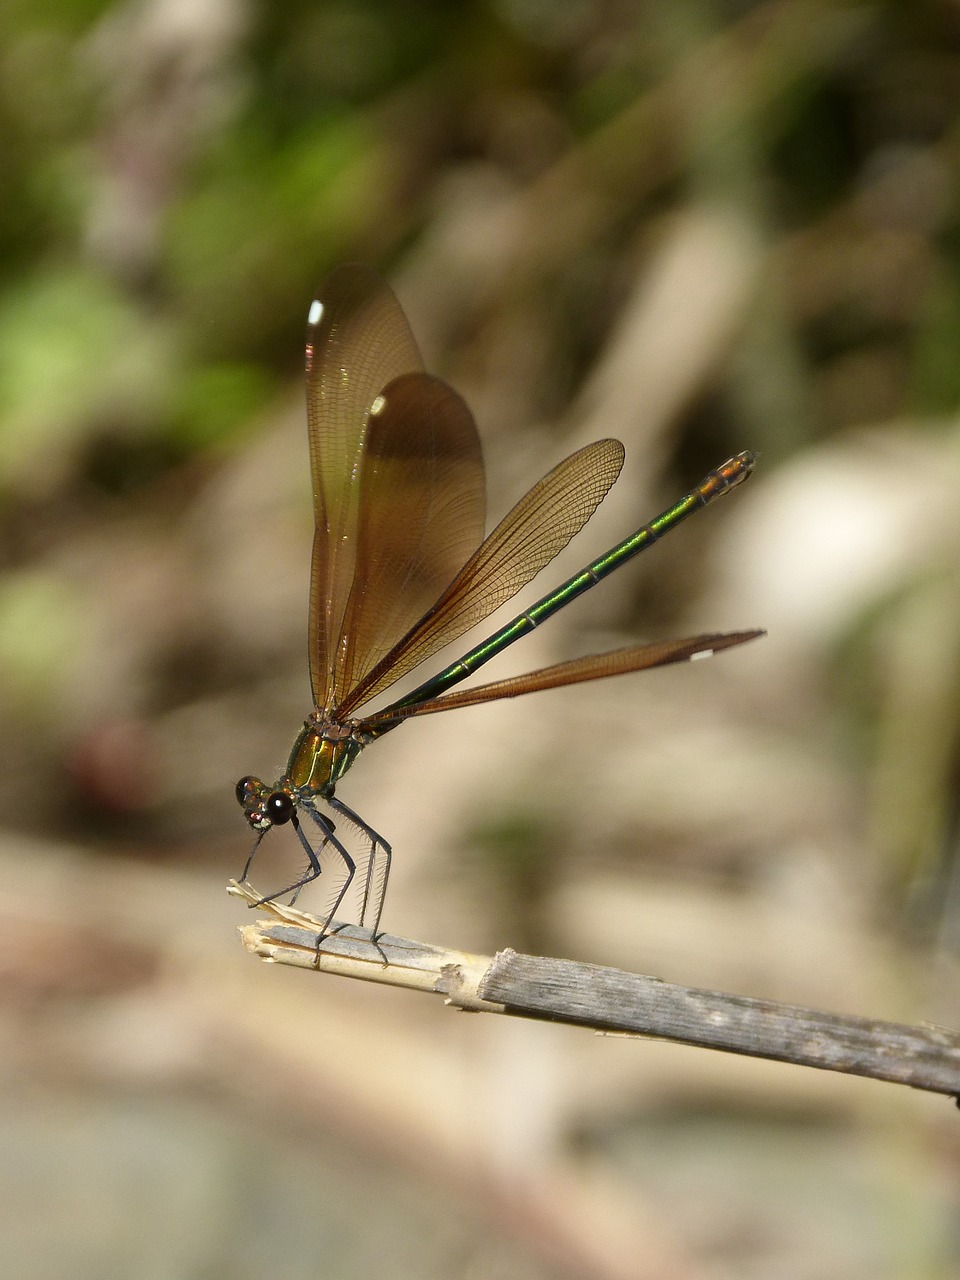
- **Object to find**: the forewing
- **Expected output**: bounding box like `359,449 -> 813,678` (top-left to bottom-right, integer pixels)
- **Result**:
336,438 -> 625,716
306,264 -> 424,709
329,371 -> 486,706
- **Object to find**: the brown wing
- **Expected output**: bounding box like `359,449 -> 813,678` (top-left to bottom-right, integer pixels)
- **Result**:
335,438 -> 626,717
327,371 -> 486,707
362,631 -> 765,723
306,264 -> 425,709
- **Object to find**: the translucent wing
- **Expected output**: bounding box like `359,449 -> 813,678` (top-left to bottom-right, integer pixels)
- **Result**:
362,631 -> 765,723
335,438 -> 626,716
306,264 -> 425,709
328,371 -> 486,706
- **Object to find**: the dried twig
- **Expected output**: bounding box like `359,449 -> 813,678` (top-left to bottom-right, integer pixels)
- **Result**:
229,882 -> 960,1101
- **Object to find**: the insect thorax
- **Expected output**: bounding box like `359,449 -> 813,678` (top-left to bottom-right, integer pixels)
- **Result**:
283,716 -> 368,796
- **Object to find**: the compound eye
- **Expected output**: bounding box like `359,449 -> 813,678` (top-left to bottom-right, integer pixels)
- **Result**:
235,776 -> 260,807
266,792 -> 294,825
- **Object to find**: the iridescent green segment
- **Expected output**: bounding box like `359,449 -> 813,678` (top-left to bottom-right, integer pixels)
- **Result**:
376,450 -> 755,722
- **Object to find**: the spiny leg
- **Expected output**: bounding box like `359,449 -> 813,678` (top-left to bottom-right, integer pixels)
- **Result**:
300,804 -> 358,934
251,811 -> 338,908
287,812 -> 335,906
240,829 -> 267,884
328,795 -> 392,938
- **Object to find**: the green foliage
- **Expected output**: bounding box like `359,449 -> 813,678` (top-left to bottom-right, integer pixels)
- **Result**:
0,268 -> 175,490
170,360 -> 274,449
166,114 -> 391,357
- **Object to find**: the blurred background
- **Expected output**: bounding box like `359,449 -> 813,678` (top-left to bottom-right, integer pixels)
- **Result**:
1,0 -> 959,1275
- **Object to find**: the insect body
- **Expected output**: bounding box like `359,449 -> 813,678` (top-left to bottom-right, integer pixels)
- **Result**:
236,264 -> 761,936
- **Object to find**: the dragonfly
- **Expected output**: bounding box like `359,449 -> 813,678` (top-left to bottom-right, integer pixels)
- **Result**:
236,263 -> 762,937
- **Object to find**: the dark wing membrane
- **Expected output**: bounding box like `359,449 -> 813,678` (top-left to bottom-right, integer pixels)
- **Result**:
306,264 -> 424,709
328,372 -> 486,707
335,438 -> 626,716
362,631 -> 764,723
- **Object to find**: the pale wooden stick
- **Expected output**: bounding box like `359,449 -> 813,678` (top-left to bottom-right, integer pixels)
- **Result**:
229,881 -> 960,1100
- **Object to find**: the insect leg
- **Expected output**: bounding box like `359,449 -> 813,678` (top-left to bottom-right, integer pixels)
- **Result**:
252,810 -> 331,906
328,795 -> 392,938
300,805 -> 358,933
240,829 -> 267,884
